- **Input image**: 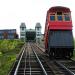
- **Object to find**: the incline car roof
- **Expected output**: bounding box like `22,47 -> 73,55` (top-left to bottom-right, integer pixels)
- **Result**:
48,6 -> 70,13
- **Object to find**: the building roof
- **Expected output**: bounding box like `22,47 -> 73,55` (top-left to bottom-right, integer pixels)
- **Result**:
20,23 -> 26,28
0,29 -> 16,31
35,23 -> 41,28
0,29 -> 17,34
26,29 -> 36,32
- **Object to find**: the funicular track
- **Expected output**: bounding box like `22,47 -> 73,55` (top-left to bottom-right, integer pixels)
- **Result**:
54,59 -> 75,75
34,43 -> 75,75
9,43 -> 54,75
9,43 -> 75,75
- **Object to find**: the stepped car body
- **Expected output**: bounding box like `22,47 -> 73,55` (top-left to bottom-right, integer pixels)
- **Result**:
44,6 -> 74,58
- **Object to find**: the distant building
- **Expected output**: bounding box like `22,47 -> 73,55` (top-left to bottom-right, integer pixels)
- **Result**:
20,23 -> 26,42
20,22 -> 42,43
26,29 -> 36,42
41,34 -> 44,41
35,23 -> 42,43
0,29 -> 18,40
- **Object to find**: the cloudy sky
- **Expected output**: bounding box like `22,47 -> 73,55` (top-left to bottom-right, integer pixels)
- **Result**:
0,0 -> 75,37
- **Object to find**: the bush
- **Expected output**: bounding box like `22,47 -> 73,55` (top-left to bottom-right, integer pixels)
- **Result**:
0,39 -> 24,75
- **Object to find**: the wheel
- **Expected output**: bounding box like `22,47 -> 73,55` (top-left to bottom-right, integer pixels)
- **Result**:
45,49 -> 48,53
49,49 -> 54,59
69,49 -> 73,58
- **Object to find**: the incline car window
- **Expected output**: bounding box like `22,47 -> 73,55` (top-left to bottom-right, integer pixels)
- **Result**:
57,12 -> 62,21
50,15 -> 55,21
64,14 -> 70,21
57,15 -> 62,21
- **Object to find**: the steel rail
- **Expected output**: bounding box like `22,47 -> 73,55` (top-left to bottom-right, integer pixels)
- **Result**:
32,47 -> 48,75
8,47 -> 24,75
24,48 -> 27,75
55,60 -> 75,75
14,48 -> 25,75
29,47 -> 31,75
33,44 -> 75,75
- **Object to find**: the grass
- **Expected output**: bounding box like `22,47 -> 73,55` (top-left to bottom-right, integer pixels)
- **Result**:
0,53 -> 16,75
71,39 -> 75,60
0,40 -> 24,75
72,50 -> 75,60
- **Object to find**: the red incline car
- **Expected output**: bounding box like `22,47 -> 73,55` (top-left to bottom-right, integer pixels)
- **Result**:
44,6 -> 74,58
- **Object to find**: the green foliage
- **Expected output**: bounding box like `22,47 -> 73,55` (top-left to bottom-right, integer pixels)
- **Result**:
0,39 -> 24,75
0,39 -> 24,53
72,39 -> 75,60
0,52 -> 2,56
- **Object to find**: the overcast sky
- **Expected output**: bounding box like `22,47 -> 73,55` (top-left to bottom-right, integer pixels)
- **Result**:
0,0 -> 75,37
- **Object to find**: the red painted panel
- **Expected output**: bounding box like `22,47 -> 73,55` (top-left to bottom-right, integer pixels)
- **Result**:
48,21 -> 72,30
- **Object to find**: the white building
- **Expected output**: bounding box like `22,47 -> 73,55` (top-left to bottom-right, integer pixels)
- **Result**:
20,22 -> 42,43
35,23 -> 42,43
20,23 -> 26,42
